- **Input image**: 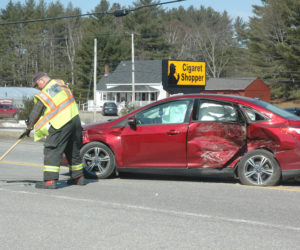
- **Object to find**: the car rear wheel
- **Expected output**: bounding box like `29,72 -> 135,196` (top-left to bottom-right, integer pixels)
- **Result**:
238,149 -> 281,186
80,142 -> 116,179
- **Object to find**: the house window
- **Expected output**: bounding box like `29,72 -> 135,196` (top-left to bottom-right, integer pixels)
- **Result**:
151,93 -> 156,101
142,93 -> 146,101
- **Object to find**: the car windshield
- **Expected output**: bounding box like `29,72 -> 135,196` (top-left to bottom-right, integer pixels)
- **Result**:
253,99 -> 300,120
105,103 -> 116,107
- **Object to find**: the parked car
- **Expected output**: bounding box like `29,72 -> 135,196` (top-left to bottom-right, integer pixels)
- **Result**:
0,104 -> 19,120
75,94 -> 300,186
284,107 -> 300,116
102,102 -> 118,116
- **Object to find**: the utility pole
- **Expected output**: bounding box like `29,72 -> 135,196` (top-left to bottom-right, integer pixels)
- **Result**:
93,38 -> 97,122
131,32 -> 135,105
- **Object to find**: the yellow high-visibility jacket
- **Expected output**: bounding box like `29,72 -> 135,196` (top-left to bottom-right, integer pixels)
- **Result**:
33,79 -> 79,141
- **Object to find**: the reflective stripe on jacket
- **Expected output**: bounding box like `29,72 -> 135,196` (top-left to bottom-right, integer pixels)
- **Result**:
33,79 -> 79,141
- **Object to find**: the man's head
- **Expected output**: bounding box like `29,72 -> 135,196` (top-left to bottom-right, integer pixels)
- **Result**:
32,72 -> 50,89
170,63 -> 176,74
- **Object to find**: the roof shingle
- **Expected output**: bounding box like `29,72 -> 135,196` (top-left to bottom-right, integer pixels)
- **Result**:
205,78 -> 257,90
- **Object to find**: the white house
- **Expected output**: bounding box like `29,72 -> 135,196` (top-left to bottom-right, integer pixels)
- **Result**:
90,60 -> 168,110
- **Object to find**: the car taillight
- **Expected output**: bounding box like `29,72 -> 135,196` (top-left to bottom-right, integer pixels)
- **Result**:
82,129 -> 88,141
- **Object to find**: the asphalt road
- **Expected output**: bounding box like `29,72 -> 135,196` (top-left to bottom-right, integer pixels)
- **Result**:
1,137 -> 300,249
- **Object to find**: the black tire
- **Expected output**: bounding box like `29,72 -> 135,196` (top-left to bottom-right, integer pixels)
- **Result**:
80,142 -> 116,179
238,149 -> 281,186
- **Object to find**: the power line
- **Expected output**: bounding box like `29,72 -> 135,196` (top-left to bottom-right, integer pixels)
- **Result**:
0,0 -> 186,26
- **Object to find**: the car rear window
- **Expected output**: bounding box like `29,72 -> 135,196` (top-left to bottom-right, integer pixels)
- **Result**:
253,99 -> 300,120
105,103 -> 117,107
240,106 -> 268,122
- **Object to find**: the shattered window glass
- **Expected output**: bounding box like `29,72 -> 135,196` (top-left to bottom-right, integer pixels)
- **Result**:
198,102 -> 237,122
241,106 -> 267,122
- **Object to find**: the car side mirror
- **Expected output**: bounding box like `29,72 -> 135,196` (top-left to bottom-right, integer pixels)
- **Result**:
128,116 -> 136,129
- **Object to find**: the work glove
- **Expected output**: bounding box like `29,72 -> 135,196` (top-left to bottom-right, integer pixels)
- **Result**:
18,129 -> 31,139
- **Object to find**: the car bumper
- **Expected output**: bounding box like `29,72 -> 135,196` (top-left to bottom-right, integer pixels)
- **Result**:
104,110 -> 117,115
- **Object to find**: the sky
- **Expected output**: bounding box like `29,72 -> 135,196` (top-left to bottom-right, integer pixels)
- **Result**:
0,0 -> 262,21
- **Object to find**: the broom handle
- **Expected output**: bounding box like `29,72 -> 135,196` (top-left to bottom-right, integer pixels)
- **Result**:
0,138 -> 23,161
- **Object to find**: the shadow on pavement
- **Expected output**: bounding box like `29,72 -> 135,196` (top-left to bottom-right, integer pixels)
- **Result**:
115,172 -> 300,186
117,172 -> 238,184
0,179 -> 98,189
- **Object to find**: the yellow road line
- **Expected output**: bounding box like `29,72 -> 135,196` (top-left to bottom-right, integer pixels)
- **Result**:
0,160 -> 68,169
244,185 -> 300,192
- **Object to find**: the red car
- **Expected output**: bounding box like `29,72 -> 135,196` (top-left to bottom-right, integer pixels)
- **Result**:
79,94 -> 300,186
0,104 -> 19,120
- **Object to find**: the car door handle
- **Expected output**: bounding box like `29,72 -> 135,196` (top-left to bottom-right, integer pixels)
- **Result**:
166,130 -> 181,135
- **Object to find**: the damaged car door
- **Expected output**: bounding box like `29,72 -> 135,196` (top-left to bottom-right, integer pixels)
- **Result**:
187,99 -> 246,168
121,99 -> 193,168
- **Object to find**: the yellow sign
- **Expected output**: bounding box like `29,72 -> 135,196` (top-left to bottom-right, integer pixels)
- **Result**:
167,60 -> 205,86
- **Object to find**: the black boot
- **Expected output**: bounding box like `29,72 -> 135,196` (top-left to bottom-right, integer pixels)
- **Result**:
35,180 -> 57,189
67,176 -> 86,185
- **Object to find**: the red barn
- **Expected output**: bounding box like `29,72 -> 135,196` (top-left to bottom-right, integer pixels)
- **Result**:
203,77 -> 270,102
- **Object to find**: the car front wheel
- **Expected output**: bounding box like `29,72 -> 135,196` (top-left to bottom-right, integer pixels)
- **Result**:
238,149 -> 281,186
80,142 -> 116,179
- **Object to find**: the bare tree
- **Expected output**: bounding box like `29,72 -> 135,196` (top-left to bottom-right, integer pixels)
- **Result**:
194,11 -> 235,77
164,19 -> 194,59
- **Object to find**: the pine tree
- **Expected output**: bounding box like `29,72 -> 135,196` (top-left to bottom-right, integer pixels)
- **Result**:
123,0 -> 170,60
74,0 -> 131,104
248,0 -> 300,98
0,1 -> 24,86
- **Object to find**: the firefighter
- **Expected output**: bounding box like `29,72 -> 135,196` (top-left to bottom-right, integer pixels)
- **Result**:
24,72 -> 85,189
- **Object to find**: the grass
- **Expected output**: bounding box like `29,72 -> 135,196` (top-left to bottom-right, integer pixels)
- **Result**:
271,99 -> 300,108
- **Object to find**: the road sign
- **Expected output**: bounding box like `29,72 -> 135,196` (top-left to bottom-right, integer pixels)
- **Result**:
162,60 -> 206,94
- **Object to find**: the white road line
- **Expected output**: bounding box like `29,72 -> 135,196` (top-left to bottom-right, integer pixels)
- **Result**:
1,187 -> 300,232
